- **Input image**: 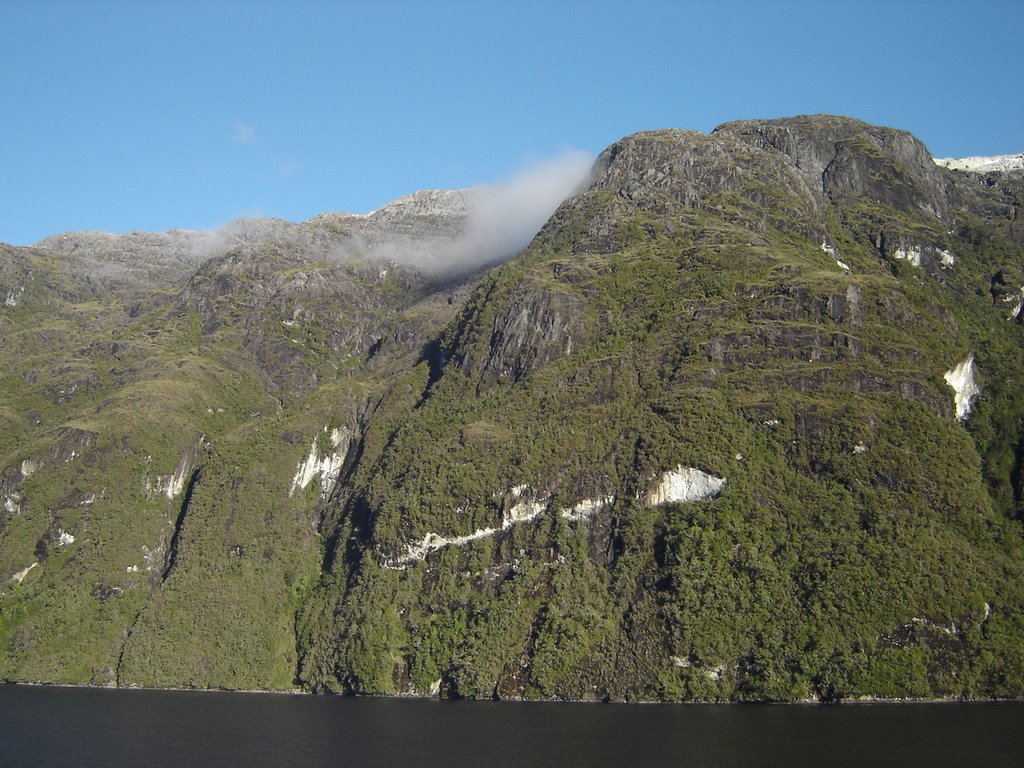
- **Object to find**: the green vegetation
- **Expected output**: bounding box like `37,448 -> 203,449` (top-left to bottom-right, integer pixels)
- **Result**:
301,120 -> 1024,701
4,116 -> 1024,701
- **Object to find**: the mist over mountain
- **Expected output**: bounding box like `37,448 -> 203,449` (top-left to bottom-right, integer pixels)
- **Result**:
28,150 -> 594,294
2,116 -> 1024,702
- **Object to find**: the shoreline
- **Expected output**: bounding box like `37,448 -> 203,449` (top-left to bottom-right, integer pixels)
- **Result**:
3,679 -> 1019,705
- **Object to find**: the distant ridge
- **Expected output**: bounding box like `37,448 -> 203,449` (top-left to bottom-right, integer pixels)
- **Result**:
934,153 -> 1024,173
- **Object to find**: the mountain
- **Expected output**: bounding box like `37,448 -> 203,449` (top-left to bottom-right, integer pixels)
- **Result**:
3,115 -> 1024,701
0,191 -> 485,689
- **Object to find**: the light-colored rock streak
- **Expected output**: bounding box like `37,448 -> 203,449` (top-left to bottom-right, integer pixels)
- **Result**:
10,562 -> 38,584
384,469 -> 724,569
288,426 -> 349,498
161,459 -> 190,500
503,498 -> 545,528
643,466 -> 726,506
384,487 -> 551,568
289,441 -> 325,496
944,354 -> 980,422
893,245 -> 922,267
56,529 -> 75,547
390,525 -> 499,567
1005,287 -> 1024,321
148,440 -> 203,500
560,496 -> 614,521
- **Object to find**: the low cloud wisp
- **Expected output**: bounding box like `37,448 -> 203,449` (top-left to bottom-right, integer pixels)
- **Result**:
350,149 -> 596,275
460,150 -> 595,269
231,120 -> 256,145
36,149 -> 597,289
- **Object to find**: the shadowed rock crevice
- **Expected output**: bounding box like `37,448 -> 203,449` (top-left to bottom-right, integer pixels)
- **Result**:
4,115 -> 1024,700
161,468 -> 202,582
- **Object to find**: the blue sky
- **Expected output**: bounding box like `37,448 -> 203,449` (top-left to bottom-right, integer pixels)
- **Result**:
2,0 -> 1022,246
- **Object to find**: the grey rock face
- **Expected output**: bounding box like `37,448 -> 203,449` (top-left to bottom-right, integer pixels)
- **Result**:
478,281 -> 587,382
31,189 -> 478,298
714,114 -> 951,218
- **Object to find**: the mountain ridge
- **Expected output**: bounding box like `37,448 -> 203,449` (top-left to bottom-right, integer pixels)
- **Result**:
3,115 -> 1024,701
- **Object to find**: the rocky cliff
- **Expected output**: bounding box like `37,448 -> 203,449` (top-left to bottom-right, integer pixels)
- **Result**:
3,115 -> 1024,701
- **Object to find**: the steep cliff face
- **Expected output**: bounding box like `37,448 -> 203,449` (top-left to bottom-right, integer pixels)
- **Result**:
715,115 -> 951,217
3,115 -> 1023,701
0,193 -> 485,689
299,117 -> 1024,701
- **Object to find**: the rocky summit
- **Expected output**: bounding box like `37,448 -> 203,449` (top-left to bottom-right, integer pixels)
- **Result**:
2,115 -> 1024,702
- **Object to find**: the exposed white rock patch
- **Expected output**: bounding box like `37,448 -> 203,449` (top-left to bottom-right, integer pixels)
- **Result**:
1004,287 -> 1024,321
508,484 -> 529,497
10,562 -> 38,584
820,241 -> 850,271
289,443 -> 324,495
893,245 -> 922,267
504,495 -> 546,528
853,442 -> 868,455
386,468 -> 714,566
934,154 -> 1024,174
643,466 -> 725,507
56,529 -> 75,547
944,355 -> 980,422
141,543 -> 164,574
157,461 -> 190,500
126,565 -> 140,574
148,444 -> 201,500
385,486 -> 552,568
670,656 -> 691,668
288,426 -> 350,498
19,459 -> 39,479
707,665 -> 726,681
911,616 -> 960,637
388,525 -> 500,568
3,494 -> 21,514
938,249 -> 956,268
4,286 -> 25,307
560,496 -> 614,522
763,419 -> 780,427
429,679 -> 442,697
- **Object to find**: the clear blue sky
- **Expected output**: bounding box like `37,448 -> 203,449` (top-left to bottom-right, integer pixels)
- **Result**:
2,0 -> 1022,246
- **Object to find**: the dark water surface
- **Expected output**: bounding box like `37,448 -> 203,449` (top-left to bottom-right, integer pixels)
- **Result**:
1,684 -> 1022,768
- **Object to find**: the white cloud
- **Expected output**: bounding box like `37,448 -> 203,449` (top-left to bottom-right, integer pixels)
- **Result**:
461,149 -> 594,267
231,120 -> 256,145
182,149 -> 595,279
354,149 -> 595,275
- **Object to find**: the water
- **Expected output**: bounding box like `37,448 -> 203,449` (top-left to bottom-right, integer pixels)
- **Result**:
1,684 -> 1022,767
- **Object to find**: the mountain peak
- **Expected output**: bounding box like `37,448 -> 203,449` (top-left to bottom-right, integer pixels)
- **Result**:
934,153 -> 1024,174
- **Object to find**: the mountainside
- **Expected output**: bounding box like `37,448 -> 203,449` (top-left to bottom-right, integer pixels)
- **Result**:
0,193 -> 483,689
3,115 -> 1024,701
